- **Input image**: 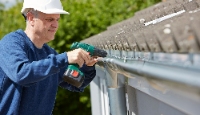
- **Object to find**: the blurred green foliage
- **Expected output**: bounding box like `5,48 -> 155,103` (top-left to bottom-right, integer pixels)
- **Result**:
0,0 -> 161,115
0,3 -> 5,10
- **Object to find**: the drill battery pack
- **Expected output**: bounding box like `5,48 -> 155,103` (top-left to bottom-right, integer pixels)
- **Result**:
63,65 -> 84,88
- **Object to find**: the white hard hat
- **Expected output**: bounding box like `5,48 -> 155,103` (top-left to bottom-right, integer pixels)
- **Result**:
21,0 -> 69,14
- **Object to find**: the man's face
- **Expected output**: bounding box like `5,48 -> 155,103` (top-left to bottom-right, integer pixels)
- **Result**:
32,11 -> 60,43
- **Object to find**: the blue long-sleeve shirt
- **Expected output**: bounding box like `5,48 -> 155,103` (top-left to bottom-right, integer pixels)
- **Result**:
0,29 -> 96,115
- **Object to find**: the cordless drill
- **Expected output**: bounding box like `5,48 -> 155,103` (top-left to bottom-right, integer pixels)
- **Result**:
63,42 -> 107,88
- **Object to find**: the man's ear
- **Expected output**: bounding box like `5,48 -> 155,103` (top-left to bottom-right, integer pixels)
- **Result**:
26,12 -> 35,26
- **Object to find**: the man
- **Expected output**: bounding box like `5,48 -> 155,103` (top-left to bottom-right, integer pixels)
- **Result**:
0,0 -> 97,114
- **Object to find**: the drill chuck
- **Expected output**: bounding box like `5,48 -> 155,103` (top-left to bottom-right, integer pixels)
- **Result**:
93,48 -> 107,57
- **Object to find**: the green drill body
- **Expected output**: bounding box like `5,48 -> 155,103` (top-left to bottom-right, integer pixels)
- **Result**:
63,42 -> 107,88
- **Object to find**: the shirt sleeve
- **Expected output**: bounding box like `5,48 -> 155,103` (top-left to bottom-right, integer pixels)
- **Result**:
0,35 -> 68,86
59,64 -> 96,92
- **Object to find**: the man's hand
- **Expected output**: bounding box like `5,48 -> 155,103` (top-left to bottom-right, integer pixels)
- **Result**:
85,57 -> 98,66
67,48 -> 97,67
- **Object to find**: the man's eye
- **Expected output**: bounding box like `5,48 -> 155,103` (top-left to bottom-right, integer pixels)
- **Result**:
45,19 -> 53,22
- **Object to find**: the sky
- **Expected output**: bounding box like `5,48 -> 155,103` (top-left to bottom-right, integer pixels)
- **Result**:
0,0 -> 22,9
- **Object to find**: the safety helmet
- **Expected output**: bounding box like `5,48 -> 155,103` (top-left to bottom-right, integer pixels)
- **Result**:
21,0 -> 69,14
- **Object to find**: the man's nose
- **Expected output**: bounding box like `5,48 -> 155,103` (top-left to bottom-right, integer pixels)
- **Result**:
52,21 -> 59,28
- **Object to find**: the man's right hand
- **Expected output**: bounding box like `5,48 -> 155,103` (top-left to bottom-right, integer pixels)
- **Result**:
66,48 -> 91,67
